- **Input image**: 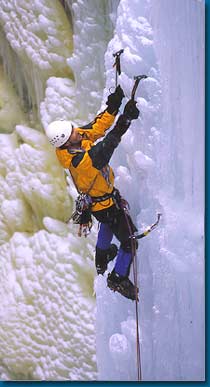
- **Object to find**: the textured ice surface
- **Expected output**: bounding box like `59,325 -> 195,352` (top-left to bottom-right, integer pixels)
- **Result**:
0,228 -> 97,380
0,0 -> 205,382
95,0 -> 204,381
0,0 -> 73,117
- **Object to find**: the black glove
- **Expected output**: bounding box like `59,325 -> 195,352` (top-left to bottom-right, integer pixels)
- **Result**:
123,99 -> 139,120
79,208 -> 92,225
106,85 -> 125,115
111,114 -> 131,137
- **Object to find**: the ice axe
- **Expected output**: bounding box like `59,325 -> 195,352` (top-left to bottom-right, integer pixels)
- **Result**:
131,74 -> 148,100
130,213 -> 162,240
113,49 -> 124,87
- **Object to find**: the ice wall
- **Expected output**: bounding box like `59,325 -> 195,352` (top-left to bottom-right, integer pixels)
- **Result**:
147,0 -> 205,380
0,0 -> 117,380
95,0 -> 204,381
0,0 -> 205,382
0,0 -> 73,119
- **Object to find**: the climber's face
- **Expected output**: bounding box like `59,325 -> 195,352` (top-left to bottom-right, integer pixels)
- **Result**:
64,127 -> 83,146
69,127 -> 84,144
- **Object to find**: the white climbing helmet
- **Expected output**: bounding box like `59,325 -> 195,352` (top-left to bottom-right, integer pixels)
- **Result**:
46,120 -> 76,147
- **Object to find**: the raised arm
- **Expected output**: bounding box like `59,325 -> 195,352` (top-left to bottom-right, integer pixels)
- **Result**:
78,99 -> 140,170
77,85 -> 125,142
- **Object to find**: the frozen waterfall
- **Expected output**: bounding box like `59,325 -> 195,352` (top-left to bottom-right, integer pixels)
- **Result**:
95,0 -> 204,381
0,0 -> 204,381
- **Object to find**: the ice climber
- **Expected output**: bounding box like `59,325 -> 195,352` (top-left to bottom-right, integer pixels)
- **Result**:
46,85 -> 139,300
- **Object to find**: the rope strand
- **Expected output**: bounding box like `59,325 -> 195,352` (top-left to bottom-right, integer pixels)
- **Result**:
132,239 -> 142,381
122,205 -> 142,381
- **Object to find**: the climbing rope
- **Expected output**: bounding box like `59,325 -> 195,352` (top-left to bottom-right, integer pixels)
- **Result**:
120,202 -> 142,381
123,207 -> 162,381
131,230 -> 142,381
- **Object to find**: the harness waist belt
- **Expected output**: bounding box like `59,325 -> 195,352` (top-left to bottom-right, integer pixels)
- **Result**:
91,189 -> 115,203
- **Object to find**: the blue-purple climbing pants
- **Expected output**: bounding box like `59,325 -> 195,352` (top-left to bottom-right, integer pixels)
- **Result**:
93,205 -> 137,277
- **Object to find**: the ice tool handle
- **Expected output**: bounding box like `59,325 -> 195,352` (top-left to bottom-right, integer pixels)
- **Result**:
130,213 -> 162,240
113,49 -> 124,87
131,75 -> 148,100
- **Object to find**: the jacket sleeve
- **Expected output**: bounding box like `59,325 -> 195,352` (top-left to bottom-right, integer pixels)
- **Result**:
56,148 -> 72,169
77,110 -> 115,142
87,113 -> 132,170
71,128 -> 120,172
88,129 -> 121,170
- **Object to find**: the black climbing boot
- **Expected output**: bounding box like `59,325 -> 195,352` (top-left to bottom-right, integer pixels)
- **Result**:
107,270 -> 139,301
95,244 -> 118,275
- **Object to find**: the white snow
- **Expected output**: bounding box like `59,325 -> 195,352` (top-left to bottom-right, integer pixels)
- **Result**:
0,0 -> 205,382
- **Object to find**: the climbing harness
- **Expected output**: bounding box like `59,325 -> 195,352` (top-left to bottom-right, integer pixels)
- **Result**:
70,172 -> 98,237
70,179 -> 118,237
113,49 -> 124,87
71,193 -> 93,237
91,188 -> 117,204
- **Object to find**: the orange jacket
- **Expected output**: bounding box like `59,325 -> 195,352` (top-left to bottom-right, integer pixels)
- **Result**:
56,110 -> 116,212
